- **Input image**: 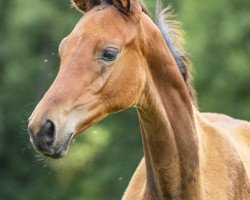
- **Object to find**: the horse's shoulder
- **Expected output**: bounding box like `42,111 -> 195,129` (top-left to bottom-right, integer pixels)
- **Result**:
201,112 -> 250,182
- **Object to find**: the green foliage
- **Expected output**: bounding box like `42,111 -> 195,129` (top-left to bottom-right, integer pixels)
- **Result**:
0,0 -> 249,199
179,0 -> 250,119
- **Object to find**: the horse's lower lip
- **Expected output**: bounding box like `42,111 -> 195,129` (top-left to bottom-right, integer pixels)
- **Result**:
46,150 -> 65,159
44,133 -> 73,159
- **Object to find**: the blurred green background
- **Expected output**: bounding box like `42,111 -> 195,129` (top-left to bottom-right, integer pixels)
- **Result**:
0,0 -> 249,199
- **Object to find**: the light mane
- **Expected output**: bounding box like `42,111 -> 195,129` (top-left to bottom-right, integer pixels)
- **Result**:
154,2 -> 196,101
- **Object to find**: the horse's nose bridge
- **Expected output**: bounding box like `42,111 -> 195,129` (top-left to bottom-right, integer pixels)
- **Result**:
28,67 -> 84,133
38,77 -> 72,111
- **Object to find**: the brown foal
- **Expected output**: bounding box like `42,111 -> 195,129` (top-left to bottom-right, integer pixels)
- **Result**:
28,0 -> 250,199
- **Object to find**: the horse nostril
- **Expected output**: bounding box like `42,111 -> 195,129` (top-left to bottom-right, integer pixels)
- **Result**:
44,120 -> 54,138
40,120 -> 55,147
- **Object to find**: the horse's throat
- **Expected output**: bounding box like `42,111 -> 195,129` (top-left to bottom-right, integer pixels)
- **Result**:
137,80 -> 201,199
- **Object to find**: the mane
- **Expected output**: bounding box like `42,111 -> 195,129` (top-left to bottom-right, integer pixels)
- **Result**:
154,2 -> 196,102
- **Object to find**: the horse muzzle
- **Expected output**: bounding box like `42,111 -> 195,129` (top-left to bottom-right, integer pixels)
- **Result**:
28,119 -> 72,159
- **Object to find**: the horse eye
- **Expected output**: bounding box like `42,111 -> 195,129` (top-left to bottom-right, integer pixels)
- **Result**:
100,48 -> 119,61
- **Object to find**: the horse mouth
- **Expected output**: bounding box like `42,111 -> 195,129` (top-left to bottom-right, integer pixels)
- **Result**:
42,133 -> 73,159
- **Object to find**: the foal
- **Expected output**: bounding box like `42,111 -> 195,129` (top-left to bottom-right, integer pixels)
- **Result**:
28,0 -> 250,199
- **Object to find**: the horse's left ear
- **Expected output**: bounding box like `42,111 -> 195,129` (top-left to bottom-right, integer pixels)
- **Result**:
112,0 -> 134,14
71,0 -> 101,12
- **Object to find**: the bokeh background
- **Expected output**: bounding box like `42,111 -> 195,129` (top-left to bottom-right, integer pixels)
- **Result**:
0,0 -> 249,199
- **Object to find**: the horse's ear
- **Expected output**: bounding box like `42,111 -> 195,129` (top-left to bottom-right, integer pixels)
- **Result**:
112,0 -> 131,13
71,0 -> 101,12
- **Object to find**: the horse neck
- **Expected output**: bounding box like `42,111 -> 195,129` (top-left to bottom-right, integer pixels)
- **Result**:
136,29 -> 201,199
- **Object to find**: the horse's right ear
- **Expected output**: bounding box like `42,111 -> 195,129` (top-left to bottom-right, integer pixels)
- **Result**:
112,0 -> 131,13
71,0 -> 101,12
